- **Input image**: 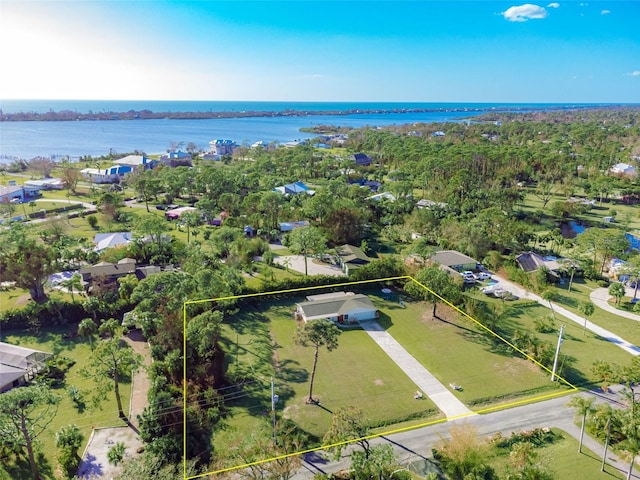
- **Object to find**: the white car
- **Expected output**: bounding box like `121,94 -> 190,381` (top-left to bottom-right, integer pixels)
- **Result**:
475,272 -> 491,281
462,271 -> 476,284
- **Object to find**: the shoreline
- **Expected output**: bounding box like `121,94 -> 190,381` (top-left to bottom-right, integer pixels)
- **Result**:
0,104 -> 599,122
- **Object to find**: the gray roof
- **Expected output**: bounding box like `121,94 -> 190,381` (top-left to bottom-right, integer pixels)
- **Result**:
335,244 -> 372,265
0,342 -> 52,370
298,294 -> 375,320
79,260 -> 136,279
430,250 -> 478,268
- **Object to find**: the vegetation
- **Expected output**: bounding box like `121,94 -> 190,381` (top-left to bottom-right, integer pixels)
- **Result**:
2,107 -> 640,477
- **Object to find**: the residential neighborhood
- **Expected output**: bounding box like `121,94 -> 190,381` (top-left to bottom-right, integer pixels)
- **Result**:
2,107 -> 640,480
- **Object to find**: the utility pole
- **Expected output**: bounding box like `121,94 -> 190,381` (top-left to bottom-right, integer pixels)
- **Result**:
271,376 -> 277,447
551,324 -> 565,382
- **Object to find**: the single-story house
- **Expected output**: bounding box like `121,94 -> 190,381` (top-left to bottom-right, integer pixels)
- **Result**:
0,183 -> 41,204
353,153 -> 373,166
515,252 -> 562,277
273,181 -> 315,196
335,244 -> 374,275
93,232 -> 132,252
0,342 -> 52,392
417,199 -> 448,209
295,292 -> 377,325
81,165 -> 132,184
113,155 -> 155,172
79,258 -> 137,284
610,163 -> 637,177
430,250 -> 480,273
159,151 -> 192,167
165,206 -> 197,220
367,191 -> 396,202
25,178 -> 64,190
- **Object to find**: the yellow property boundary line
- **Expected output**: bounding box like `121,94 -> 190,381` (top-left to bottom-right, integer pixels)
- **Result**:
182,275 -> 577,479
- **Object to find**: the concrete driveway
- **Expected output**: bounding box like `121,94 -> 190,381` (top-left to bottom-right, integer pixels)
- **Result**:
274,254 -> 346,277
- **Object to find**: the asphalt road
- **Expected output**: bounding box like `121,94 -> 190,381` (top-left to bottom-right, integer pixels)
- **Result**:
290,391 -> 636,479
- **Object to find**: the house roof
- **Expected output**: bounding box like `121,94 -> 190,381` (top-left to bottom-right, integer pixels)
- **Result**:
274,181 -> 315,195
366,192 -> 396,202
430,250 -> 478,268
335,244 -> 372,265
0,342 -> 52,370
93,232 -> 132,251
297,293 -> 375,321
79,260 -> 137,278
515,252 -> 562,274
353,153 -> 373,165
114,155 -> 147,166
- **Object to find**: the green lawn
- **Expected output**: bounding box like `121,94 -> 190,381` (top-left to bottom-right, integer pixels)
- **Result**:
486,428 -> 625,480
1,327 -> 132,477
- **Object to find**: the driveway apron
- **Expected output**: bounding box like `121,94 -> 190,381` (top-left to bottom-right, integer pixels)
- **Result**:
360,321 -> 473,419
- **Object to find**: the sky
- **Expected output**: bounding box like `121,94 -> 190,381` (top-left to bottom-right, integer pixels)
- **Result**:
1,0 -> 639,103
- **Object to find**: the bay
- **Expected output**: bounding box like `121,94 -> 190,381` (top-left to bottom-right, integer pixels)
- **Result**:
0,100 -> 610,160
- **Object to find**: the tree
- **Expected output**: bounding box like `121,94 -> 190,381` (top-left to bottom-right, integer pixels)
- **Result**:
180,211 -> 201,244
503,442 -> 554,480
56,424 -> 84,478
433,423 -> 497,480
107,442 -> 127,466
98,191 -> 124,220
568,396 -> 595,453
61,272 -> 83,303
575,228 -> 630,275
60,161 -> 81,194
578,301 -> 595,335
287,226 -> 327,276
82,337 -> 143,419
78,318 -> 98,350
609,282 -> 626,306
294,319 -> 341,403
405,266 -> 462,318
0,223 -> 57,301
323,406 -> 372,460
541,289 -> 557,321
350,444 -> 399,480
0,385 -> 60,480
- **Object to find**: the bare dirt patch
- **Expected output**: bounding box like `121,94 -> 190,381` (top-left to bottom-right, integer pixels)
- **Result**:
374,379 -> 384,386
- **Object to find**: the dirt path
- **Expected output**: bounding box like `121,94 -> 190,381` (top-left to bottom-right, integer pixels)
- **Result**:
123,330 -> 152,427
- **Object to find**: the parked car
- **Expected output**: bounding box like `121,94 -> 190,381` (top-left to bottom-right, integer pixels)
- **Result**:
155,204 -> 167,210
475,272 -> 491,281
462,271 -> 476,284
9,198 -> 22,204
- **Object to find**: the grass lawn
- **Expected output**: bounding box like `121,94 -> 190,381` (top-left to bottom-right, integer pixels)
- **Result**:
0,326 -> 132,478
486,428 -> 625,479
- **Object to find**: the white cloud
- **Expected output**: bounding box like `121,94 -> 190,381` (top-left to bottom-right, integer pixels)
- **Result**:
627,71 -> 640,77
503,4 -> 548,22
547,2 -> 560,8
601,9 -> 611,15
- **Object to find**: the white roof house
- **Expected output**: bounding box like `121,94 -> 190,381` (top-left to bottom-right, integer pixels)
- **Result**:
610,163 -> 637,177
93,232 -> 133,252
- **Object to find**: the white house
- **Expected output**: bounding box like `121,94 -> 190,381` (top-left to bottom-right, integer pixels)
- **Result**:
0,342 -> 52,392
208,139 -> 236,158
610,163 -> 637,177
295,292 -> 377,325
81,165 -> 132,184
113,154 -> 155,172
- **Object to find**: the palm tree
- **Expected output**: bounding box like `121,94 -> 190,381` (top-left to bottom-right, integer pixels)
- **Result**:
542,288 -> 557,320
568,395 -> 595,454
578,301 -> 595,335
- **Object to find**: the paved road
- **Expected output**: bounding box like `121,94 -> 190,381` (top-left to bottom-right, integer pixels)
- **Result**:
361,321 -> 473,419
493,276 -> 640,356
293,391 -> 637,479
273,254 -> 347,277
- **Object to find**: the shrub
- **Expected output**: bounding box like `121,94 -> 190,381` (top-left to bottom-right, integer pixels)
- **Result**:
533,315 -> 556,333
87,214 -> 98,229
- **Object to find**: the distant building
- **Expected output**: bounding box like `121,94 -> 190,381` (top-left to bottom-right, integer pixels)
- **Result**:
279,220 -> 310,232
273,181 -> 315,196
335,244 -> 374,275
93,232 -> 133,252
113,155 -> 155,172
80,165 -> 132,184
430,250 -> 480,274
24,178 -> 64,190
165,206 -> 197,220
610,163 -> 637,177
353,153 -> 373,166
159,151 -> 192,167
208,139 -> 236,158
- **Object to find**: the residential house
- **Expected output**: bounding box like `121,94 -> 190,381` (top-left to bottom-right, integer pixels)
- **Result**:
0,342 -> 52,392
295,292 -> 377,325
159,151 -> 193,167
93,232 -> 132,252
79,258 -> 137,284
417,199 -> 448,209
80,165 -> 132,184
24,178 -> 64,190
208,139 -> 236,158
515,252 -> 562,277
335,244 -> 374,275
610,163 -> 637,177
113,154 -> 155,173
273,181 -> 315,196
353,153 -> 373,166
366,191 -> 396,202
430,250 -> 481,274
0,185 -> 26,204
165,206 -> 197,220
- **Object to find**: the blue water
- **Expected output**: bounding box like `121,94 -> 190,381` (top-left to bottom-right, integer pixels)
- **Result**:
0,100 -> 616,159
